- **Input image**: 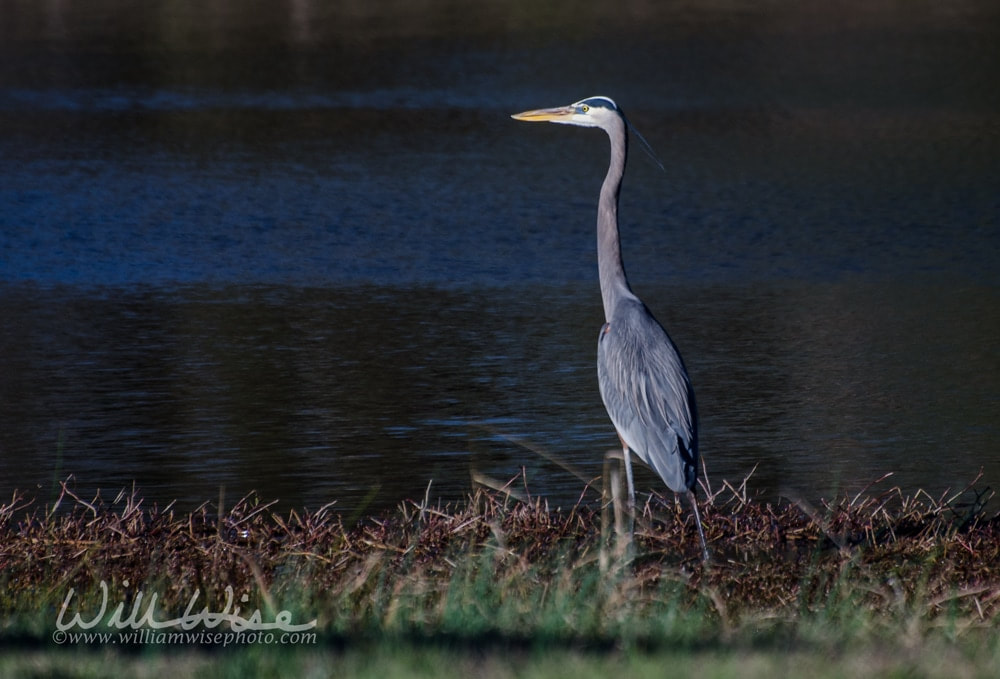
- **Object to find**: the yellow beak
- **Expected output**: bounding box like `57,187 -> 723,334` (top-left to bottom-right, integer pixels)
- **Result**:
510,106 -> 575,122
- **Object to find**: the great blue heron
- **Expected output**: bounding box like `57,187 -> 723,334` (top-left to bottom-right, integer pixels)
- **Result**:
512,96 -> 708,561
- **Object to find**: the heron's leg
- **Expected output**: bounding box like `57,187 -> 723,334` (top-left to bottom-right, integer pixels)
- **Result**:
687,490 -> 709,562
622,445 -> 636,535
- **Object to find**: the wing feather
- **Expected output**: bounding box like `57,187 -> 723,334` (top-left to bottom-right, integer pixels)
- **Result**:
597,298 -> 698,493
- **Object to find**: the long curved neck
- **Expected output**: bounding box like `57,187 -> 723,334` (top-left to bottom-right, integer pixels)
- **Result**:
597,115 -> 634,322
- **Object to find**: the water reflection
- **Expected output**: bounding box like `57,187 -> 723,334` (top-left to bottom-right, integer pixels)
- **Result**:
0,0 -> 998,515
0,280 -> 995,515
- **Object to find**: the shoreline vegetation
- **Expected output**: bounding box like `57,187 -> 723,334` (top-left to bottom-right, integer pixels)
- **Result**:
1,473 -> 999,677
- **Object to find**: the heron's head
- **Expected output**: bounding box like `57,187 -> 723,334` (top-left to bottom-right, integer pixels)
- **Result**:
511,96 -> 621,129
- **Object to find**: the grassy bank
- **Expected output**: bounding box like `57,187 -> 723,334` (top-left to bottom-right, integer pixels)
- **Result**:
1,474 -> 998,676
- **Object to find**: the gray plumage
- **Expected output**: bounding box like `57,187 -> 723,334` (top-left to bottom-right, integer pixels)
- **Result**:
513,96 -> 708,561
598,299 -> 697,494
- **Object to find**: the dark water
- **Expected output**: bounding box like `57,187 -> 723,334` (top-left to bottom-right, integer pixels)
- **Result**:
1,1 -> 998,516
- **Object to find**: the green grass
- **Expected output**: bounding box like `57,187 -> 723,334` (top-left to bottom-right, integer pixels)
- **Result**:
1,475 -> 998,677
2,640 -> 999,679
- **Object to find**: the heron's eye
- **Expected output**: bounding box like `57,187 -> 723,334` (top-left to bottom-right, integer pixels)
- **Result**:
581,105 -> 590,113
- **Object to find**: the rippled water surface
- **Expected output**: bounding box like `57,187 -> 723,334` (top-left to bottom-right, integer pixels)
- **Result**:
1,1 -> 998,515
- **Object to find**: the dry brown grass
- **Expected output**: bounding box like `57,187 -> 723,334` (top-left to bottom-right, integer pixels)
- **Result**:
1,472 -> 998,647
